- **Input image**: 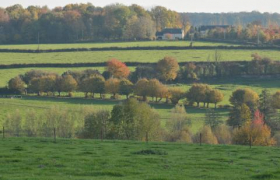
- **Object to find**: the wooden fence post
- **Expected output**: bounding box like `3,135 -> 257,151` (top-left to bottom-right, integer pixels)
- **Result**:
200,133 -> 202,146
54,128 -> 56,143
249,135 -> 252,149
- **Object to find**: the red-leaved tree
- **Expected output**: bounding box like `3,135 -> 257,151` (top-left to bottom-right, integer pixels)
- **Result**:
106,59 -> 130,78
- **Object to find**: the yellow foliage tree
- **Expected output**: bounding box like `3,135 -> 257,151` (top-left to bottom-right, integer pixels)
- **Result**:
105,78 -> 120,99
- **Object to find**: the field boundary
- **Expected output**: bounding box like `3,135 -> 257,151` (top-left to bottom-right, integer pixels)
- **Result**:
0,45 -> 280,53
0,61 -> 251,69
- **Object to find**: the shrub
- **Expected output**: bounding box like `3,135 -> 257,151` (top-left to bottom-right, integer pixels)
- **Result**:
194,126 -> 218,145
213,124 -> 232,144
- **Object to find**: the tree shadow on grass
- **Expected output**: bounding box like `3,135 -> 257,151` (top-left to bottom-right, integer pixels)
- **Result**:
22,96 -> 120,106
199,77 -> 280,89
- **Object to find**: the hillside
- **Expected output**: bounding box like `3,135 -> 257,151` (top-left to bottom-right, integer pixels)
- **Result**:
0,138 -> 279,180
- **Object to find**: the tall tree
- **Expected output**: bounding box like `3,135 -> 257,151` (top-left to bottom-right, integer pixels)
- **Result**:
156,57 -> 179,82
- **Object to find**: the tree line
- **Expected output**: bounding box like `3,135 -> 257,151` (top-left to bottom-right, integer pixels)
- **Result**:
0,4 -> 184,44
192,22 -> 280,44
184,12 -> 280,27
3,97 -> 280,147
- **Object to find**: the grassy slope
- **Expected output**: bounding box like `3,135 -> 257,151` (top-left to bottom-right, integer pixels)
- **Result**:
0,41 -> 238,50
0,50 -> 279,65
0,138 -> 279,180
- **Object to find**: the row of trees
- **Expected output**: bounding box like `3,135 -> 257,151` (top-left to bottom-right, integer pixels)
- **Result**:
8,71 -> 225,107
0,4 -> 184,43
4,99 -> 279,146
195,22 -> 280,44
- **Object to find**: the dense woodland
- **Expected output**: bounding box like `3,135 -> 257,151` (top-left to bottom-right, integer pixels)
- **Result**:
1,4 -> 280,44
184,12 -> 280,27
0,3 -> 182,43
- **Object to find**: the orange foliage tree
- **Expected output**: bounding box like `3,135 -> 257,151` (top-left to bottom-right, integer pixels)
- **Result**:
106,59 -> 130,78
156,56 -> 179,82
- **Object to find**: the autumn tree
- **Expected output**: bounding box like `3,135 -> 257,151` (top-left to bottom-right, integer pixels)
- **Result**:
194,126 -> 218,145
213,124 -> 232,144
230,88 -> 259,111
59,75 -> 78,97
106,59 -> 130,78
8,76 -> 26,94
80,75 -> 105,98
169,87 -> 185,104
147,79 -> 168,102
119,79 -> 134,99
156,57 -> 179,82
186,84 -> 209,107
208,89 -> 224,108
105,78 -> 120,99
179,63 -> 198,81
232,110 -> 275,146
28,77 -> 44,96
134,78 -> 149,101
40,75 -> 57,95
227,103 -> 252,128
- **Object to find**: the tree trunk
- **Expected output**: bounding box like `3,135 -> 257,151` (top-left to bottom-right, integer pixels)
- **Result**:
197,102 -> 200,107
215,103 -> 217,109
92,93 -> 95,99
207,103 -> 209,108
143,96 -> 147,101
126,95 -> 129,99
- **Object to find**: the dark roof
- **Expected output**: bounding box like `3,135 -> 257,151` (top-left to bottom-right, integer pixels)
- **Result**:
156,28 -> 183,36
156,32 -> 164,36
199,25 -> 231,31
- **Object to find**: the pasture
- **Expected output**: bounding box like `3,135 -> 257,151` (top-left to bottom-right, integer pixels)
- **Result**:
0,138 -> 279,180
0,49 -> 280,65
0,41 -> 238,50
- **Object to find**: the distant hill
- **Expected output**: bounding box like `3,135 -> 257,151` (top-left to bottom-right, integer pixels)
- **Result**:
181,11 -> 280,27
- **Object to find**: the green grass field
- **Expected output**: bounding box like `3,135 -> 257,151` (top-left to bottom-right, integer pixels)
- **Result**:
0,41 -> 238,50
1,49 -> 279,65
0,138 -> 279,180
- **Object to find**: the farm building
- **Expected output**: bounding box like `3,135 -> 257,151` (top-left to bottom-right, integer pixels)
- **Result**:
156,28 -> 185,40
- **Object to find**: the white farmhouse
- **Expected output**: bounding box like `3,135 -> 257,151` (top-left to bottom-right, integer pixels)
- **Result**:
156,28 -> 185,40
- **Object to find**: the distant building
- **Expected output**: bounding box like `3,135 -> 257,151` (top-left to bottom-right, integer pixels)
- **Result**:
199,25 -> 232,37
156,28 -> 185,40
